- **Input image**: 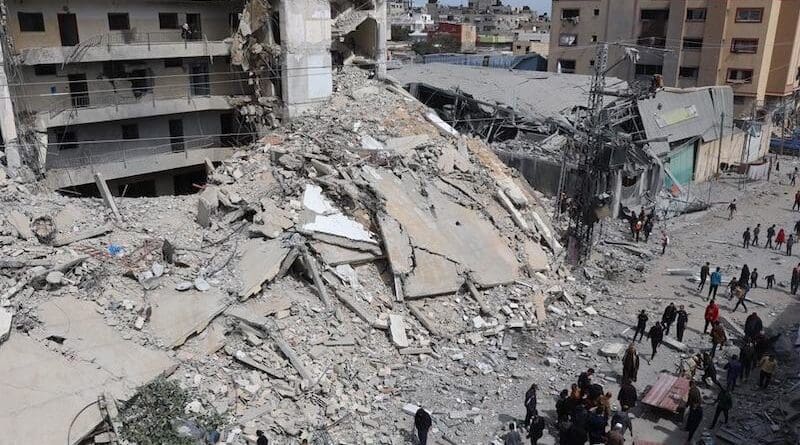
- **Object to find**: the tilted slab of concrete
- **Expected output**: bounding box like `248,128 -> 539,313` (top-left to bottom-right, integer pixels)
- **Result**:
238,238 -> 291,299
148,287 -> 230,348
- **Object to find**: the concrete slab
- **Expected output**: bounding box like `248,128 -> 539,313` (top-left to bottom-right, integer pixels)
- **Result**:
0,335 -> 111,445
362,167 -> 521,297
38,298 -> 175,392
148,288 -> 229,348
302,184 -> 376,243
54,204 -> 83,232
599,342 -> 626,358
311,241 -> 381,266
377,214 -> 413,275
227,296 -> 292,325
5,210 -> 33,240
384,134 -> 430,155
522,239 -> 549,273
238,238 -> 291,299
389,314 -> 410,348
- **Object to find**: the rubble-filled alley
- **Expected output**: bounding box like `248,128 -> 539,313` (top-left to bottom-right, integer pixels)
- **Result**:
1,67 -> 799,445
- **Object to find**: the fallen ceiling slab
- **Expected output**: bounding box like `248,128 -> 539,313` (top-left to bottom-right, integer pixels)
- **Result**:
148,287 -> 230,348
38,298 -> 175,395
362,166 -> 521,298
311,241 -> 382,266
301,184 -> 377,244
238,238 -> 291,299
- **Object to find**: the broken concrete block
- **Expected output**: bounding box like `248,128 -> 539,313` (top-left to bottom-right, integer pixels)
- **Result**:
389,314 -> 409,348
197,197 -> 213,228
472,316 -> 488,329
360,134 -> 385,151
5,211 -> 34,240
661,336 -> 688,352
598,343 -> 626,358
0,308 -> 11,344
666,268 -> 693,276
584,306 -> 598,316
194,277 -> 210,292
384,134 -> 430,155
350,85 -> 380,100
544,357 -> 559,366
45,271 -> 63,285
547,305 -> 565,317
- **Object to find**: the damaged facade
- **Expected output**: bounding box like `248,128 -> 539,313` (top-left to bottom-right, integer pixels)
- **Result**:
0,0 -> 388,195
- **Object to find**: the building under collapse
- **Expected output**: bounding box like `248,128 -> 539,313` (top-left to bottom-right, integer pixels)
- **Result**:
0,0 -> 387,195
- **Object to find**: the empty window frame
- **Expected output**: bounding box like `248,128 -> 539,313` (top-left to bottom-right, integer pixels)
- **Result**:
727,68 -> 754,83
121,124 -> 139,140
558,59 -> 576,73
731,38 -> 758,54
559,33 -> 578,46
33,64 -> 57,76
159,13 -> 179,29
18,12 -> 45,32
735,8 -> 763,23
686,8 -> 706,22
682,38 -> 703,51
108,13 -> 130,31
561,9 -> 580,19
679,66 -> 699,78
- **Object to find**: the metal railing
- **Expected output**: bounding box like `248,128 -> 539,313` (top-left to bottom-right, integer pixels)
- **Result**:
46,136 -> 218,170
104,30 -> 213,49
46,85 -> 216,118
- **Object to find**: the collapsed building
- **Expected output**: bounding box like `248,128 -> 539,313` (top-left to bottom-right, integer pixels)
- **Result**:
0,0 -> 388,195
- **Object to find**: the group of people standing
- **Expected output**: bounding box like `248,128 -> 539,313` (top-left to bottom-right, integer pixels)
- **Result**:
742,223 -> 794,255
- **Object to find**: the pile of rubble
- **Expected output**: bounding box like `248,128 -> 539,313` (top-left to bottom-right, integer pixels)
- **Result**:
0,68 -> 576,444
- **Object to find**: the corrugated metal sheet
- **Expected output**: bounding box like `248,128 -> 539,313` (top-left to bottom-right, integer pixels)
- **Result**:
421,53 -> 546,71
637,87 -> 733,156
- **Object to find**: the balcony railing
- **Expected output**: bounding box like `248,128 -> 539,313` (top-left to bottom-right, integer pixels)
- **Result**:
45,136 -> 218,170
102,30 -> 210,50
46,88 -> 214,118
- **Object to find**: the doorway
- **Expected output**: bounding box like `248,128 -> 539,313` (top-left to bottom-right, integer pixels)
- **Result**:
169,119 -> 184,152
58,13 -> 79,46
186,13 -> 201,39
190,64 -> 210,96
68,74 -> 89,108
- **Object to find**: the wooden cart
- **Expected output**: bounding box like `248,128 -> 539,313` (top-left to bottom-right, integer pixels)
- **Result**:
641,372 -> 690,415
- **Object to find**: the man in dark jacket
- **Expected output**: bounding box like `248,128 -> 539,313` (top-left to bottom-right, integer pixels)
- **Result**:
617,378 -> 638,409
753,224 -> 761,246
633,310 -> 648,342
740,341 -> 756,381
661,303 -> 677,335
528,410 -> 546,444
524,384 -> 538,431
414,407 -> 432,445
685,404 -> 704,443
701,353 -> 718,386
724,355 -> 743,391
766,224 -> 776,249
647,322 -> 664,360
578,368 -> 594,396
739,264 -> 750,287
710,388 -> 733,428
586,409 -> 607,444
256,430 -> 268,445
698,262 -> 710,291
744,312 -> 763,341
555,389 -> 570,422
742,227 -> 751,248
675,305 -> 689,342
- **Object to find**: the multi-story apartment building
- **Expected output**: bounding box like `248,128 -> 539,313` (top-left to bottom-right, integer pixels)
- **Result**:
549,0 -> 800,115
0,0 -> 387,195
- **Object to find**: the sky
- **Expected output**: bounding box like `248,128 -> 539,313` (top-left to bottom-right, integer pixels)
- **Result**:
414,0 -> 553,15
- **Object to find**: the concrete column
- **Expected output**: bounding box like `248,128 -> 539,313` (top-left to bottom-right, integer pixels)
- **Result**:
611,169 -> 622,219
279,0 -> 333,119
0,43 -> 21,173
374,1 -> 388,78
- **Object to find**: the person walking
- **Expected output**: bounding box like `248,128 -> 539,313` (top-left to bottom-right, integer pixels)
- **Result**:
710,321 -> 727,358
739,264 -> 750,287
750,268 -> 759,288
795,219 -> 800,238
661,231 -> 669,255
648,321 -> 664,360
728,200 -> 737,220
740,341 -> 755,382
788,234 -> 795,256
742,228 -> 751,248
606,424 -> 625,445
724,355 -> 742,391
766,273 -> 775,289
504,422 -> 523,445
611,407 -> 634,438
792,263 -> 800,295
744,312 -> 763,341
527,410 -> 545,445
776,228 -> 786,250
685,404 -> 704,444
643,217 -> 654,242
698,262 -> 710,291
687,380 -> 702,408
256,430 -> 269,445
676,305 -> 689,342
414,407 -> 432,445
622,344 -> 640,382
524,384 -> 538,430
555,389 -> 570,423
732,286 -> 748,313
766,224 -> 776,249
710,388 -> 733,428
633,310 -> 648,342
701,353 -> 719,386
753,223 -> 761,246
617,378 -> 638,409
633,219 -> 642,242
794,190 -> 800,210
704,299 -> 719,333
661,303 -> 677,336
708,267 -> 722,299
758,355 -> 777,389
578,368 -> 594,396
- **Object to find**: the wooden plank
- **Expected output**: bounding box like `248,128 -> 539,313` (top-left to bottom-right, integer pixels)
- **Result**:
641,373 -> 689,413
465,279 -> 491,315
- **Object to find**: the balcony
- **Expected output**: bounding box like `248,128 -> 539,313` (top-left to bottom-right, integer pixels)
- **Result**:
40,90 -> 242,128
45,136 -> 235,188
18,31 -> 231,66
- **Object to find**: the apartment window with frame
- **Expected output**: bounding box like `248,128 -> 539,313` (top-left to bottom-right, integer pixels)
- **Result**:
121,124 -> 139,140
635,64 -> 662,76
682,38 -> 703,51
591,35 -> 597,43
559,33 -> 578,47
561,9 -> 580,20
33,64 -> 57,76
727,68 -> 753,83
679,66 -> 699,78
731,38 -> 758,54
593,9 -> 600,16
18,12 -> 45,32
108,13 -> 130,31
686,8 -> 706,22
164,58 -> 183,68
54,129 -> 78,151
558,59 -> 576,74
158,13 -> 179,29
735,8 -> 763,23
